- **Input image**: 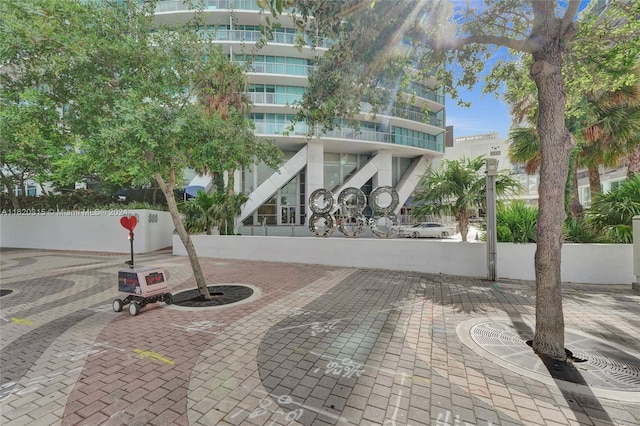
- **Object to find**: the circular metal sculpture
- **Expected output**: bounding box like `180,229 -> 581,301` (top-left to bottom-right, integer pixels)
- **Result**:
338,215 -> 368,237
337,187 -> 366,214
369,186 -> 399,214
369,213 -> 399,238
336,187 -> 367,237
309,188 -> 335,214
308,212 -> 336,237
308,186 -> 400,238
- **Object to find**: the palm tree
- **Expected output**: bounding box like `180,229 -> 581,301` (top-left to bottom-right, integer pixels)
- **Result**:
411,156 -> 521,242
507,126 -> 540,174
217,191 -> 249,235
505,62 -> 640,211
507,125 -> 584,218
587,174 -> 640,243
581,64 -> 640,195
194,49 -> 251,235
179,190 -> 222,235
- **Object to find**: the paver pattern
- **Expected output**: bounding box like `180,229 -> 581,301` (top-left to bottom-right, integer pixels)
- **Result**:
1,248 -> 639,426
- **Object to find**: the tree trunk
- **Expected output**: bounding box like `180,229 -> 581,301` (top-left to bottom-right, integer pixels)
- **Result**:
587,164 -> 601,199
567,154 -> 583,218
627,144 -> 640,177
152,182 -> 158,205
3,187 -> 20,209
154,171 -> 211,300
458,212 -> 469,242
19,182 -> 27,206
529,28 -> 572,361
226,168 -> 236,235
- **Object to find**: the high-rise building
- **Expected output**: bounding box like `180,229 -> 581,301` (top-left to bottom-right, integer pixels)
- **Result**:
156,0 -> 446,227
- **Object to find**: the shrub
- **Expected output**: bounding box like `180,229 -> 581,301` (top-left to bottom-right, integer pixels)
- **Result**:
562,217 -> 608,243
495,201 -> 538,243
587,175 -> 640,243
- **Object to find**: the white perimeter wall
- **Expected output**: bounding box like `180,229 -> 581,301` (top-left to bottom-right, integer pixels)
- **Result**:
174,235 -> 635,285
1,209 -> 173,253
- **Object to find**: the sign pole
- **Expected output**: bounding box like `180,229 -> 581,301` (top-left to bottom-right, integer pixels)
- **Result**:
120,215 -> 138,269
129,231 -> 134,269
485,159 -> 498,281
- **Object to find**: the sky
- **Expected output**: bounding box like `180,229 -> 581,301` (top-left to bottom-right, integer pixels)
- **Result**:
445,89 -> 511,140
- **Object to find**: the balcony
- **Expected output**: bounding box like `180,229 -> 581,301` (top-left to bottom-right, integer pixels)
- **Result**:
237,61 -> 315,77
252,122 -> 444,152
156,0 -> 262,13
246,92 -> 303,105
200,30 -> 333,49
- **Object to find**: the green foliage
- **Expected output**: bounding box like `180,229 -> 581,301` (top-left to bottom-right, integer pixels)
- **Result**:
495,201 -> 538,243
103,202 -> 168,212
0,87 -> 71,206
179,191 -> 221,235
0,190 -> 168,212
562,217 -> 608,243
1,190 -> 110,211
178,190 -> 249,235
587,175 -> 640,243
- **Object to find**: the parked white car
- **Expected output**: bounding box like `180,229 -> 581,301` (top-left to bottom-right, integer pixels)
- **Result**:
398,222 -> 456,239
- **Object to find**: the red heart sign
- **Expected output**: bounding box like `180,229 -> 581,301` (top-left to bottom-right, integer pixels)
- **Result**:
119,215 -> 137,232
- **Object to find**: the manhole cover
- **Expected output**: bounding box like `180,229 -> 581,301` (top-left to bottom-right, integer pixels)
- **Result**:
172,285 -> 254,308
0,289 -> 13,297
467,320 -> 640,392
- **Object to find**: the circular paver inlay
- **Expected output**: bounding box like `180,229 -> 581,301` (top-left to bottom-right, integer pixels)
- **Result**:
457,318 -> 640,402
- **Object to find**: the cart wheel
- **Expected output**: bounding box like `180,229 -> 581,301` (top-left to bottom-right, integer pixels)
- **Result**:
112,299 -> 124,313
164,293 -> 173,305
129,302 -> 140,316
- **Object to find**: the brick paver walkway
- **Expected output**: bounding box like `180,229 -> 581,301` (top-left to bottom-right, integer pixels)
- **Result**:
1,248 -> 639,425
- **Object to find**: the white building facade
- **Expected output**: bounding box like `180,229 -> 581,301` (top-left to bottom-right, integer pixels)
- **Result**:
155,0 -> 446,227
442,131 -> 630,208
442,132 -> 539,205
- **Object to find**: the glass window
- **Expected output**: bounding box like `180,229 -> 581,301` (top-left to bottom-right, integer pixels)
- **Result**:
342,154 -> 357,181
242,165 -> 255,193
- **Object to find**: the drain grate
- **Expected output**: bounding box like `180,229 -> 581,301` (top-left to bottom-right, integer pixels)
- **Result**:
470,321 -> 640,391
172,285 -> 254,308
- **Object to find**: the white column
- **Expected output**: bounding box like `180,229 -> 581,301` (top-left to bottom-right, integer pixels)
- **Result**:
306,141 -> 324,223
372,150 -> 392,188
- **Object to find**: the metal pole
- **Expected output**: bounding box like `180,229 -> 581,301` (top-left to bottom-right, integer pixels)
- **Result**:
486,159 -> 498,281
129,232 -> 135,269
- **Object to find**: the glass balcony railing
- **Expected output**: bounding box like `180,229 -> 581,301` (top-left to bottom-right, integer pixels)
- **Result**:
389,107 -> 444,128
246,92 -> 303,105
407,82 -> 445,104
236,61 -> 315,76
156,0 -> 262,13
252,122 -> 444,152
360,103 -> 444,128
200,29 -> 333,49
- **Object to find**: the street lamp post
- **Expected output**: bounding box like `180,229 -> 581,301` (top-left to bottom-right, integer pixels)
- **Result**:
486,158 -> 498,281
